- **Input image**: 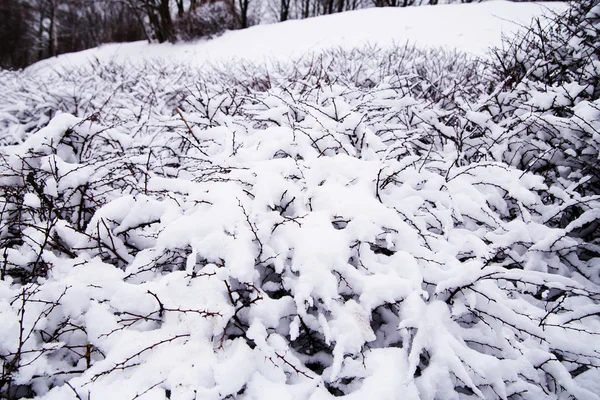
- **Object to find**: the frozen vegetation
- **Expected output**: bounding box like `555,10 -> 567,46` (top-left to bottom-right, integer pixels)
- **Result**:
0,1 -> 599,399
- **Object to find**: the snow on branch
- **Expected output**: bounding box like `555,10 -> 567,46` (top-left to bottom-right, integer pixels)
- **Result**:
1,15 -> 600,399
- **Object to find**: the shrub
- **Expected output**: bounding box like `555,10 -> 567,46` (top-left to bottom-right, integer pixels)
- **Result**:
1,13 -> 599,400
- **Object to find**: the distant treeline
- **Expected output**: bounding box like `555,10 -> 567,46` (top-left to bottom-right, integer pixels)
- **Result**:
0,0 -> 562,69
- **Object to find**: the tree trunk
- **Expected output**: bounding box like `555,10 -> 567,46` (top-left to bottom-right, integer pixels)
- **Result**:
48,0 -> 58,57
238,0 -> 249,28
158,0 -> 173,41
175,0 -> 184,16
280,0 -> 290,21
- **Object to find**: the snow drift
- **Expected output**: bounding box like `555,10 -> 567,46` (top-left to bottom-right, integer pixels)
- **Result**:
26,1 -> 566,74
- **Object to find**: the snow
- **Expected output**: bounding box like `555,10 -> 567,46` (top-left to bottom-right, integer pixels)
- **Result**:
28,1 -> 566,74
3,1 -> 600,399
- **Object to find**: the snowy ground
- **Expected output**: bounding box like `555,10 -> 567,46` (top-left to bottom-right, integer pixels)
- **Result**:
3,2 -> 600,400
28,1 -> 566,74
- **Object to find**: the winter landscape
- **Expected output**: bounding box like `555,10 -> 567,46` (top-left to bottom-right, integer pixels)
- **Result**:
1,0 -> 600,399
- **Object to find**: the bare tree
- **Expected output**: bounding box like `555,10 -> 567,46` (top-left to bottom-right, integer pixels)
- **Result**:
237,0 -> 252,28
279,0 -> 292,21
0,0 -> 33,68
0,0 -> 145,69
132,0 -> 174,42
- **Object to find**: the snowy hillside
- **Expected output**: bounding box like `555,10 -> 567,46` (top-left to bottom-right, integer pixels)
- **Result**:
28,1 -> 566,73
2,1 -> 600,400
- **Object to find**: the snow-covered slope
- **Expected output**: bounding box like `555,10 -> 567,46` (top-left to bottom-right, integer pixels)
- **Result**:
29,1 -> 565,73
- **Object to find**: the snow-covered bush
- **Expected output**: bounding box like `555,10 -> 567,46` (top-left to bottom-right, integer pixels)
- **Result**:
1,17 -> 600,400
486,0 -> 600,197
453,0 -> 600,285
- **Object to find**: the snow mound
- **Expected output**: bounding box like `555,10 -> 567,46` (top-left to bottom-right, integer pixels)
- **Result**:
28,1 -> 566,74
